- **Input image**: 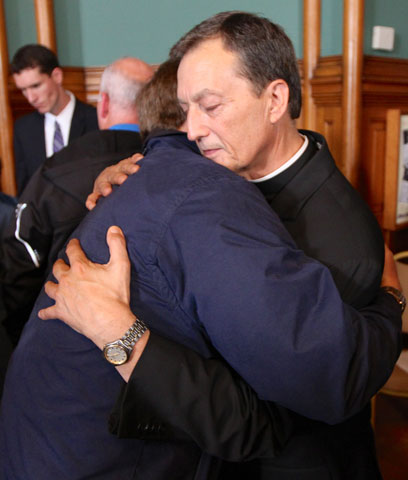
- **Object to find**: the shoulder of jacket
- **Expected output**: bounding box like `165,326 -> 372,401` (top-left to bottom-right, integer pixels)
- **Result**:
75,97 -> 96,114
14,111 -> 42,128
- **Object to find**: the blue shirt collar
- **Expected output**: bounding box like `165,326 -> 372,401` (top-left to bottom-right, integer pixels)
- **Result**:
109,123 -> 140,132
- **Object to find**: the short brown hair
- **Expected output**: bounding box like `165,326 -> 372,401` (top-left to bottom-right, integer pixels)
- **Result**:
170,11 -> 301,119
137,59 -> 186,139
11,44 -> 59,75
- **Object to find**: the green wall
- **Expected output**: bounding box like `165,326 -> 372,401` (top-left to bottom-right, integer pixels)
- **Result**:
321,0 -> 342,56
364,0 -> 408,58
5,0 -> 408,66
55,0 -> 303,66
5,0 -> 36,51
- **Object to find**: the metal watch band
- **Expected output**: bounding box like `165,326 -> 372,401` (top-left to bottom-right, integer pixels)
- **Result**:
381,286 -> 407,313
120,317 -> 148,352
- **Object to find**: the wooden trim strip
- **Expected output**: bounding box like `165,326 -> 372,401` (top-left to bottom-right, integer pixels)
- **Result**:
0,0 -> 16,195
34,0 -> 57,52
303,0 -> 321,130
341,0 -> 365,185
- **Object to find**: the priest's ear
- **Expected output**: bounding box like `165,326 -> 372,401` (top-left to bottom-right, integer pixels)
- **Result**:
265,79 -> 290,124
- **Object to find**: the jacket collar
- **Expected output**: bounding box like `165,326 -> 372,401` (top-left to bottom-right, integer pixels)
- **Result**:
267,130 -> 337,220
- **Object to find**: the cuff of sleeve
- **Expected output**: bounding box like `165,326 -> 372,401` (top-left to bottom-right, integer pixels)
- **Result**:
109,332 -> 192,441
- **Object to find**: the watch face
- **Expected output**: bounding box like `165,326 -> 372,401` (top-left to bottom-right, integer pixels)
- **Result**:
104,344 -> 128,365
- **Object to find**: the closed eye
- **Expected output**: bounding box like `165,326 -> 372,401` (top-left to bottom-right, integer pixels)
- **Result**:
202,104 -> 220,113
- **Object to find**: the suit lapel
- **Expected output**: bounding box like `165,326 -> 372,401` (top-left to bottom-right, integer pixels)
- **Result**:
33,113 -> 46,159
68,99 -> 85,141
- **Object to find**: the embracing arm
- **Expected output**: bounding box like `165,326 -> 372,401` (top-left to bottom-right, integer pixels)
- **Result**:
110,290 -> 399,459
86,153 -> 142,210
39,226 -> 402,459
39,226 -> 293,460
112,333 -> 293,461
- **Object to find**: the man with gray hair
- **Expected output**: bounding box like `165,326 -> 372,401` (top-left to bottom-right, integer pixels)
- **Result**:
0,57 -> 153,345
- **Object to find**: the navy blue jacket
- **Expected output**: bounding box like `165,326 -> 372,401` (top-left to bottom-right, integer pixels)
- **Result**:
0,131 -> 401,479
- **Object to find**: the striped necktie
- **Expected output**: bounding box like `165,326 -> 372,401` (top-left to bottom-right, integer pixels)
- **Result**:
53,121 -> 64,153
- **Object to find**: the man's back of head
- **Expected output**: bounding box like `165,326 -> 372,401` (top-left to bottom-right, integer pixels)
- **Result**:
97,57 -> 154,129
137,59 -> 186,138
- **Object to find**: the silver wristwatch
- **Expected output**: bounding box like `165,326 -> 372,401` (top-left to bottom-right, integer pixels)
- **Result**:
103,318 -> 147,365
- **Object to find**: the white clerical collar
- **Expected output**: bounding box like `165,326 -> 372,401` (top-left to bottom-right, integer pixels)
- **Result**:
249,134 -> 308,183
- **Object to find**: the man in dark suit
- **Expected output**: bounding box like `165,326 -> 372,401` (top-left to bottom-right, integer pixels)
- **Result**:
0,57 -> 153,346
11,44 -> 98,194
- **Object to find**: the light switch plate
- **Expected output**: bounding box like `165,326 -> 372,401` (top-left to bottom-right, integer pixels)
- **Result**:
372,26 -> 395,51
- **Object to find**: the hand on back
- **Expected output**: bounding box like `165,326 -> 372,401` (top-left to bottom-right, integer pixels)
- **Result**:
86,153 -> 144,210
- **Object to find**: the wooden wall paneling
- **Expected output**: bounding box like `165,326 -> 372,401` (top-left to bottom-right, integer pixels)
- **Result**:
310,53 -> 408,240
316,105 -> 343,167
34,0 -> 57,52
382,109 -> 402,231
361,57 -> 408,233
311,56 -> 343,171
0,0 -> 16,195
359,108 -> 387,222
62,67 -> 89,103
84,66 -> 104,106
363,56 -> 408,106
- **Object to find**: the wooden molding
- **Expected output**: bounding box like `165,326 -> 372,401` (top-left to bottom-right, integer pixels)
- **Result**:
312,55 -> 408,106
363,56 -> 408,84
0,0 -> 16,195
311,56 -> 343,105
84,66 -> 104,105
341,0 -> 364,186
34,0 -> 57,52
363,56 -> 408,105
383,109 -> 405,230
360,111 -> 387,220
303,0 -> 321,130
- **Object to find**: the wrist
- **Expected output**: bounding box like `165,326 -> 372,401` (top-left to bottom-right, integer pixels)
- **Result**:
93,311 -> 137,350
103,316 -> 148,366
381,286 -> 407,313
116,329 -> 150,382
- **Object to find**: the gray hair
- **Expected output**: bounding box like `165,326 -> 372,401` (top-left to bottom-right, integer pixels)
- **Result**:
99,58 -> 144,110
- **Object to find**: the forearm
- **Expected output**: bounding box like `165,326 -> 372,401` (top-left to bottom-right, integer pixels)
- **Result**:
110,332 -> 293,461
110,288 -> 401,459
340,289 -> 402,412
78,307 -> 150,382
